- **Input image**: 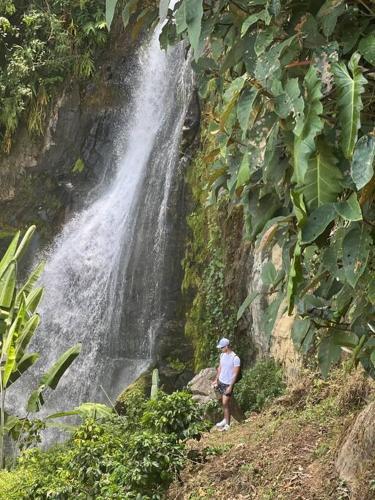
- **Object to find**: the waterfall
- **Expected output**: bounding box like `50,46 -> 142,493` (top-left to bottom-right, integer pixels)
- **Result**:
8,31 -> 193,415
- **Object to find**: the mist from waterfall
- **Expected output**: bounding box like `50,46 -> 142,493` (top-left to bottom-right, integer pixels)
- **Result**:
8,31 -> 193,417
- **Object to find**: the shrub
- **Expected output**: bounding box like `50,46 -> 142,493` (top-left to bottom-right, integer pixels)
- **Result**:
0,391 -> 207,499
234,359 -> 285,413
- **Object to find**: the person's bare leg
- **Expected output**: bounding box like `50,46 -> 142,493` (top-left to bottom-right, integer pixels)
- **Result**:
223,395 -> 231,425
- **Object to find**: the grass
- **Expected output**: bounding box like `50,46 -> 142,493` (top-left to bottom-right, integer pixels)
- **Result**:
167,368 -> 375,499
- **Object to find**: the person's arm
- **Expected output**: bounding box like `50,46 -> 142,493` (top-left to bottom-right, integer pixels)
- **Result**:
212,364 -> 221,387
225,365 -> 240,394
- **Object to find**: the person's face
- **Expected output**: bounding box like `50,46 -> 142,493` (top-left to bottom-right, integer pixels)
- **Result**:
220,345 -> 229,353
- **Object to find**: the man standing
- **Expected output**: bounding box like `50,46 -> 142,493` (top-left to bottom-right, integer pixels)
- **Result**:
212,337 -> 241,431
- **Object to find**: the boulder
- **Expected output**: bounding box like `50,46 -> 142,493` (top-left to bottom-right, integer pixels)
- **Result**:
336,401 -> 375,489
188,367 -> 217,405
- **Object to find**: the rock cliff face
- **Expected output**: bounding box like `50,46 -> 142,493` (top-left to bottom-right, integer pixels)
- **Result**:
0,21 -> 133,242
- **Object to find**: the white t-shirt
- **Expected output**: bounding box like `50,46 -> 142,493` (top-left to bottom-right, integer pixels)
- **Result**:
219,351 -> 240,385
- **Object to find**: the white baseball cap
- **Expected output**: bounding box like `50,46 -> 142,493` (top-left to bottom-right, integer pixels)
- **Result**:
216,337 -> 230,349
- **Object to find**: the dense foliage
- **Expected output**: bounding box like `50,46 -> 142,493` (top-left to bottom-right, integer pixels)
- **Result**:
0,227 -> 81,468
234,358 -> 285,413
0,391 -> 208,499
108,0 -> 375,379
0,0 -> 107,152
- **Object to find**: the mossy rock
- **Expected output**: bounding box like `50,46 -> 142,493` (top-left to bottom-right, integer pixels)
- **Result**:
115,371 -> 152,415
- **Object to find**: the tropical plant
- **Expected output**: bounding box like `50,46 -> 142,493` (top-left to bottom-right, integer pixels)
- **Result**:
107,0 -> 375,379
0,0 -> 107,151
234,358 -> 285,413
0,391 -> 207,498
0,226 -> 81,468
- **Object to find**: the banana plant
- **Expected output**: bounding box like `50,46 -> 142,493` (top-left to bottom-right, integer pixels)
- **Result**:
0,227 -> 81,468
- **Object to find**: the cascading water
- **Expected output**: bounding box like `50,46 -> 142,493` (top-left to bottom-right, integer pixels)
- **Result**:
8,31 -> 193,416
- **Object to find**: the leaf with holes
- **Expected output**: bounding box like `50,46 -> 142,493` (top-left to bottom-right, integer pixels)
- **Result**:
275,78 -> 304,135
333,52 -> 367,159
301,204 -> 336,244
293,66 -> 324,185
342,225 -> 372,288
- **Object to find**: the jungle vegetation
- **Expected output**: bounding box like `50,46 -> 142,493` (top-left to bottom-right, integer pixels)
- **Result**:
107,0 -> 375,379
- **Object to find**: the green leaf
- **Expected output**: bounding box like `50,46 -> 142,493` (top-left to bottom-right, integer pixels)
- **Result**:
40,344 -> 81,390
3,344 -> 16,386
292,318 -> 311,349
241,10 -> 271,37
106,0 -> 118,29
351,135 -> 375,190
286,238 -> 302,314
291,191 -> 307,226
72,158 -> 85,174
301,204 -> 336,244
255,27 -> 276,56
318,335 -> 341,379
261,262 -> 277,286
16,261 -> 44,307
255,36 -> 296,85
25,287 -> 44,314
301,139 -> 343,210
293,66 -> 323,185
332,330 -> 359,349
15,314 -> 40,360
263,294 -> 284,337
47,403 -> 113,420
333,52 -> 367,159
371,349 -> 375,368
237,87 -> 258,140
334,193 -> 362,221
275,78 -> 304,134
342,225 -> 372,288
185,0 -> 203,59
236,153 -> 250,188
317,0 -> 345,37
27,344 -> 81,412
6,352 -> 40,388
0,261 -> 16,309
358,33 -> 375,66
0,231 -> 19,281
237,291 -> 259,321
14,226 -> 36,261
175,1 -> 187,33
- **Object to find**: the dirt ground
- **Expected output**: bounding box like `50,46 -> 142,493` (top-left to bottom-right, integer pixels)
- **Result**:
167,371 -> 375,500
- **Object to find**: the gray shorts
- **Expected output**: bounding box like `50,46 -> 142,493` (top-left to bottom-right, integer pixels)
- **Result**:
215,381 -> 232,397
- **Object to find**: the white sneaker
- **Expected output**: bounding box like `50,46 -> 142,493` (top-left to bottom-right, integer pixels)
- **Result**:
215,419 -> 226,428
218,424 -> 230,432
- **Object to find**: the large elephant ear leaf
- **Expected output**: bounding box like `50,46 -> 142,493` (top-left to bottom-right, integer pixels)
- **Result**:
293,66 -> 324,185
333,52 -> 367,160
27,344 -> 81,412
301,139 -> 343,210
